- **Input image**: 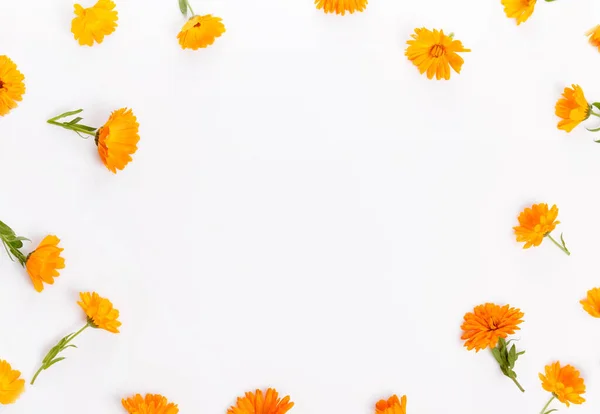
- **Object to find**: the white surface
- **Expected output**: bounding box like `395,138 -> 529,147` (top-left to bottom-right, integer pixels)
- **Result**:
2,0 -> 600,413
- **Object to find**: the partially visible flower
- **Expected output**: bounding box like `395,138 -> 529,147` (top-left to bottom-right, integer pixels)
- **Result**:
461,303 -> 524,352
315,0 -> 368,15
580,287 -> 600,318
228,388 -> 294,414
177,14 -> 225,50
78,291 -> 121,333
32,292 -> 120,385
25,235 -> 65,292
555,85 -> 590,133
513,203 -> 570,255
71,0 -> 118,46
375,395 -> 407,414
405,28 -> 470,80
501,0 -> 536,25
586,25 -> 600,52
539,362 -> 585,411
47,108 -> 140,173
122,393 -> 179,414
0,360 -> 25,405
0,55 -> 25,117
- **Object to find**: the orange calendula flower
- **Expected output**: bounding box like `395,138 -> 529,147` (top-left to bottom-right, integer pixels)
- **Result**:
375,395 -> 407,414
580,287 -> 600,318
0,360 -> 25,405
513,203 -> 570,255
0,55 -> 25,117
501,0 -> 536,25
47,108 -> 140,173
25,235 -> 65,292
31,292 -> 120,385
555,85 -> 591,133
228,388 -> 294,414
122,393 -> 179,414
586,25 -> 600,52
405,28 -> 470,81
71,0 -> 118,46
539,362 -> 585,412
315,0 -> 368,15
177,15 -> 226,50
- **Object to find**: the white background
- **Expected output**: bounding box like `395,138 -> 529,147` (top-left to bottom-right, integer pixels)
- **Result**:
1,0 -> 600,413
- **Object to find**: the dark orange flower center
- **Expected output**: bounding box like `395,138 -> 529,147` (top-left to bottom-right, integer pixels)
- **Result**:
194,22 -> 201,28
0,79 -> 4,90
429,44 -> 445,58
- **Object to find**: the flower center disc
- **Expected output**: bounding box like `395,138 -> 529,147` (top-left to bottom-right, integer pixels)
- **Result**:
0,79 -> 4,90
430,44 -> 445,58
194,22 -> 201,28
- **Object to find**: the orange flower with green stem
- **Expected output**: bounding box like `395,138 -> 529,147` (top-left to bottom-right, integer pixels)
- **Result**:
177,0 -> 225,50
47,108 -> 140,173
539,362 -> 586,413
555,85 -> 600,141
513,203 -> 570,255
31,292 -> 121,385
461,303 -> 526,392
0,220 -> 65,292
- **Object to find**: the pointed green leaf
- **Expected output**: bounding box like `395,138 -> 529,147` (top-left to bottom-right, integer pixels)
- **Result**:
46,357 -> 66,368
179,0 -> 188,15
593,102 -> 600,111
491,348 -> 503,365
586,126 -> 600,132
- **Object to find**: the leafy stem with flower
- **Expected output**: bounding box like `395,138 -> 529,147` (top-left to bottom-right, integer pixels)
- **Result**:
0,220 -> 29,266
491,337 -> 526,392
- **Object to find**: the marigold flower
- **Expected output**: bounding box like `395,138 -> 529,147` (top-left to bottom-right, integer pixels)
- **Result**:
461,303 -> 524,352
78,291 -> 121,333
586,25 -> 600,52
501,0 -> 536,25
71,0 -> 118,46
405,28 -> 470,81
580,287 -> 600,318
315,0 -> 368,15
122,393 -> 179,414
375,395 -> 406,414
0,55 -> 25,117
513,203 -> 570,254
177,14 -> 225,50
0,360 -> 25,405
228,388 -> 294,414
555,85 -> 591,133
539,362 -> 585,411
25,235 -> 65,292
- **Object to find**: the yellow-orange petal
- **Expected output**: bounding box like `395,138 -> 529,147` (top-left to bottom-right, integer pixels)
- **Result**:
501,0 -> 536,25
228,388 -> 294,414
555,85 -> 590,133
122,393 -> 179,414
0,360 -> 25,405
315,0 -> 368,15
25,235 -> 65,292
461,303 -> 524,352
375,395 -> 407,414
586,25 -> 600,53
539,362 -> 586,406
96,108 -> 139,173
177,15 -> 225,50
513,203 -> 559,249
0,55 -> 26,117
77,291 -> 121,333
71,0 -> 118,46
580,287 -> 600,318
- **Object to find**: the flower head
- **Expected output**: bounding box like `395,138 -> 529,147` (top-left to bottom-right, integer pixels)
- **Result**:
96,108 -> 140,173
177,15 -> 225,50
25,235 -> 65,292
405,28 -> 470,80
501,0 -> 536,25
0,55 -> 25,117
122,394 -> 179,414
78,292 -> 121,333
71,0 -> 118,46
513,203 -> 559,249
461,303 -> 524,352
580,287 -> 600,318
586,25 -> 600,52
315,0 -> 368,15
0,360 -> 25,405
375,395 -> 407,414
228,388 -> 294,414
539,362 -> 585,406
555,85 -> 590,133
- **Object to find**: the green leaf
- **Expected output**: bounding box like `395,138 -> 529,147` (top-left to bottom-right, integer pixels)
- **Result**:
45,357 -> 66,368
178,0 -> 188,15
593,102 -> 600,111
491,348 -> 503,365
586,126 -> 600,132
67,117 -> 83,125
508,345 -> 517,368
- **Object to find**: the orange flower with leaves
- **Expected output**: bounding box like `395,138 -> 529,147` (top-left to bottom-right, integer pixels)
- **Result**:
122,393 -> 179,414
31,292 -> 120,385
228,388 -> 294,414
375,395 -> 407,414
580,287 -> 600,318
539,362 -> 586,413
513,203 -> 570,255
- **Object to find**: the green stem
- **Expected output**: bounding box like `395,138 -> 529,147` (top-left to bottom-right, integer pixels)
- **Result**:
47,109 -> 97,137
589,111 -> 600,118
31,323 -> 90,385
185,0 -> 195,15
540,395 -> 556,414
509,375 -> 525,393
546,233 -> 570,256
